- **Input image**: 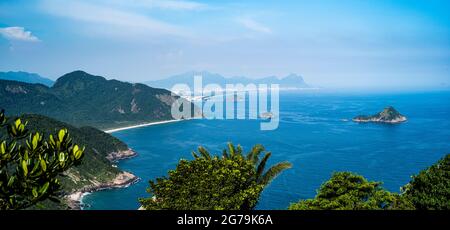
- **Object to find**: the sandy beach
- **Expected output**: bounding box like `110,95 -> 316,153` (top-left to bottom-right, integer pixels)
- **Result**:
104,119 -> 184,133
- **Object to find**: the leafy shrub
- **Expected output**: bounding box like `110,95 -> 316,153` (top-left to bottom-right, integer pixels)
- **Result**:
0,110 -> 84,210
140,143 -> 291,210
289,172 -> 414,210
402,154 -> 450,210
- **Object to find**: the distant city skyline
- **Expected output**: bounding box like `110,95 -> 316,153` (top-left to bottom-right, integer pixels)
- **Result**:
0,0 -> 449,90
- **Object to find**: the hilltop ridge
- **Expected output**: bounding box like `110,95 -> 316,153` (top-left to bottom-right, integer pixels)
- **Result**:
0,70 -> 199,129
145,71 -> 312,90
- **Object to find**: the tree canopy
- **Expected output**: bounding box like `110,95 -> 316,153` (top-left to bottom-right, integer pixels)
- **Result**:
402,154 -> 450,210
139,143 -> 291,210
288,172 -> 414,210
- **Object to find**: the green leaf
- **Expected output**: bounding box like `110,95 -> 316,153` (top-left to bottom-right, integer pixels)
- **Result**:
72,145 -> 84,160
32,133 -> 39,150
15,119 -> 21,128
23,150 -> 29,161
49,134 -> 55,145
0,141 -> 6,155
58,152 -> 65,162
7,176 -> 15,187
22,160 -> 28,177
73,145 -> 79,154
58,129 -> 66,142
39,182 -> 50,195
40,159 -> 47,172
32,188 -> 38,198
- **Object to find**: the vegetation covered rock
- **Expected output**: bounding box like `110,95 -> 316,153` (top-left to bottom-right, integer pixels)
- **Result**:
353,106 -> 407,123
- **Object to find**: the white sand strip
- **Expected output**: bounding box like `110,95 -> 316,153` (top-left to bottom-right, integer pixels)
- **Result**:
103,119 -> 184,133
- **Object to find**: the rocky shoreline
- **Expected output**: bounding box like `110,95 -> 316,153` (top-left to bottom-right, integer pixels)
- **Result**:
353,106 -> 407,124
352,116 -> 407,123
106,148 -> 138,162
67,171 -> 140,210
66,148 -> 140,210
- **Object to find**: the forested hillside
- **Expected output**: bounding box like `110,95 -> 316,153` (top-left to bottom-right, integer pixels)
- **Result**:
0,70 -> 197,129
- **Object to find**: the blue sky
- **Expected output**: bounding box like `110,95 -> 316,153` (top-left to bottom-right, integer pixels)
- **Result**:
0,0 -> 449,89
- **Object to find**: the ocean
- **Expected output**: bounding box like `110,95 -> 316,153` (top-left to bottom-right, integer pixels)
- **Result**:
83,90 -> 450,210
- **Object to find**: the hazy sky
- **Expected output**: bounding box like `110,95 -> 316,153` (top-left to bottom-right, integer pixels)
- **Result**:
0,0 -> 449,89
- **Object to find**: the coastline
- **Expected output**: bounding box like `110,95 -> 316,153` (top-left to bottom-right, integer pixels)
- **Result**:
103,119 -> 184,133
69,118 -> 197,209
68,119 -> 190,209
67,171 -> 140,210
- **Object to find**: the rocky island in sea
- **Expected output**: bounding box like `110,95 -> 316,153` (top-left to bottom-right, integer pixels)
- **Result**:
353,106 -> 407,123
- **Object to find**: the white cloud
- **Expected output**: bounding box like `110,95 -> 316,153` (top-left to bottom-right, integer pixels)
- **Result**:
40,0 -> 191,38
236,18 -> 272,34
0,27 -> 40,42
114,0 -> 208,10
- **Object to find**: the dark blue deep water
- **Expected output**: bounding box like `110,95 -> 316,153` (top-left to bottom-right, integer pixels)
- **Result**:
83,91 -> 450,210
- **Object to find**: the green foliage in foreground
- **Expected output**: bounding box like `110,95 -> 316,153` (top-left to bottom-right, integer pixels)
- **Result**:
289,154 -> 450,210
288,172 -> 414,210
4,114 -> 124,194
0,113 -> 132,209
139,143 -> 292,210
402,154 -> 450,210
0,110 -> 84,210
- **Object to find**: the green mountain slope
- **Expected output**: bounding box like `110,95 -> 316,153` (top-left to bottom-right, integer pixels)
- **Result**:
0,70 -> 196,129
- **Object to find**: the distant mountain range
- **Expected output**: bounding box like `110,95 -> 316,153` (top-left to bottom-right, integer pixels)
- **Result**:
0,70 -> 198,129
145,71 -> 312,91
0,71 -> 54,87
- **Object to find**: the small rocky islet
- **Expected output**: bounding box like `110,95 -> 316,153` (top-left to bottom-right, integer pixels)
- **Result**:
353,106 -> 407,123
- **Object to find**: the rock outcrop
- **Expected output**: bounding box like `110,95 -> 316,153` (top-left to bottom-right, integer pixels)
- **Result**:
106,149 -> 138,162
353,106 -> 407,123
67,171 -> 139,210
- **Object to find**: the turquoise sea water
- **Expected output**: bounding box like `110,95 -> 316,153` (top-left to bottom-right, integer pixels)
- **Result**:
83,91 -> 450,210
